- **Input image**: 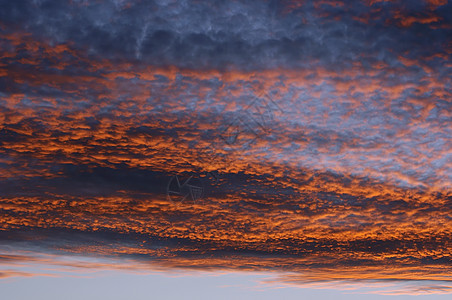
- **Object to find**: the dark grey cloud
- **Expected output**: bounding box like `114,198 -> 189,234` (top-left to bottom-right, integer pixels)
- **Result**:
0,0 -> 450,71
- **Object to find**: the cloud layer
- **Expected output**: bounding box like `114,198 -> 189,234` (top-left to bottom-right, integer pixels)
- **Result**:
0,0 -> 451,295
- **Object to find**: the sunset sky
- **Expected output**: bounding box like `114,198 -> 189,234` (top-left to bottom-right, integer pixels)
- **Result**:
0,0 -> 451,299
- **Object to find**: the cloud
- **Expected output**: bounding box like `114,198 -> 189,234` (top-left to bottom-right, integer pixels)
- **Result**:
0,0 -> 450,71
0,0 -> 450,295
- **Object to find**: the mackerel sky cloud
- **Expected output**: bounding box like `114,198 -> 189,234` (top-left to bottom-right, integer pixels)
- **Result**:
0,0 -> 451,298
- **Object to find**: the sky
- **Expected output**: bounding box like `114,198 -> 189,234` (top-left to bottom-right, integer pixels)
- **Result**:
0,0 -> 451,299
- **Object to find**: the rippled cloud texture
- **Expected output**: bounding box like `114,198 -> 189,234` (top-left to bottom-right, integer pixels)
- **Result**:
0,0 -> 451,295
